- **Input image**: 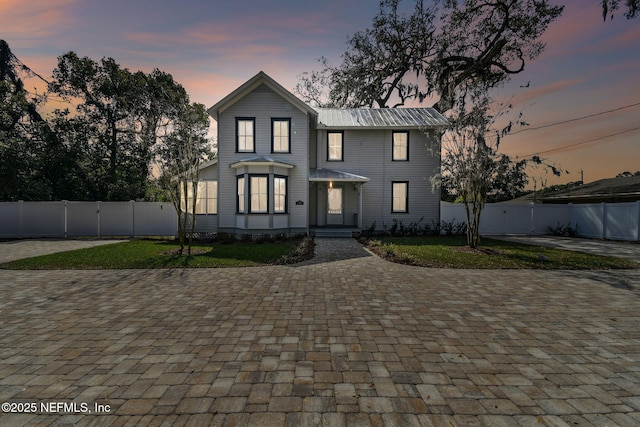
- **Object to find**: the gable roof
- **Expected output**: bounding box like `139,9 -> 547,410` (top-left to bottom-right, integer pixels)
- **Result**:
207,71 -> 317,118
315,107 -> 448,129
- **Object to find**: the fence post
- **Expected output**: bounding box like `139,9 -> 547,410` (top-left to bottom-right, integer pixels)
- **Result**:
601,202 -> 607,240
130,200 -> 135,238
64,200 -> 68,239
18,200 -> 24,239
530,202 -> 534,236
96,201 -> 101,238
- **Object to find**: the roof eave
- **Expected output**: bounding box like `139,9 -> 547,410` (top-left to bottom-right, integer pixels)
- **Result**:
230,161 -> 295,169
316,124 -> 445,130
207,71 -> 317,119
309,177 -> 370,183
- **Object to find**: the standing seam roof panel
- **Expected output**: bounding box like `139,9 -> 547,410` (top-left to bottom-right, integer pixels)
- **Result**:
315,108 -> 448,128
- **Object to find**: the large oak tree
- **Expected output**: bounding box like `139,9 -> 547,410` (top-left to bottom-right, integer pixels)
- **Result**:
297,1 -> 564,247
49,52 -> 192,200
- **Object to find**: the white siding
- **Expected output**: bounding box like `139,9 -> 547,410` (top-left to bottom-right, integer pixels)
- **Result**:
315,128 -> 440,229
216,83 -> 309,233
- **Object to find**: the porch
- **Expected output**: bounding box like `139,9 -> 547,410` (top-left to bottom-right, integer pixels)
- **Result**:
308,168 -> 369,231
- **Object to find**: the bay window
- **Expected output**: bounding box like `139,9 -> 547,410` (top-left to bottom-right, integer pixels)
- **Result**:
249,175 -> 268,213
274,176 -> 288,213
237,176 -> 245,213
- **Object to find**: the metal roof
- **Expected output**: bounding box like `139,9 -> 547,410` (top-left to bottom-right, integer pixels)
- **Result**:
315,107 -> 448,129
309,168 -> 369,182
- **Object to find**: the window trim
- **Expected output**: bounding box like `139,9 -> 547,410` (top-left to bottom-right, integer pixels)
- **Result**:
327,131 -> 344,161
236,117 -> 255,153
273,175 -> 288,214
204,180 -> 218,215
392,131 -> 409,161
249,174 -> 269,214
181,180 -> 217,215
237,175 -> 246,213
391,181 -> 409,213
271,118 -> 291,153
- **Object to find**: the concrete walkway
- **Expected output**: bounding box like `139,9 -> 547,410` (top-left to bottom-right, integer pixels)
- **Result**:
1,238 -> 640,426
0,239 -> 127,264
491,235 -> 640,264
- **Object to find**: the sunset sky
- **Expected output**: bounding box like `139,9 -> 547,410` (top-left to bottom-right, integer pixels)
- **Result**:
2,0 -> 638,187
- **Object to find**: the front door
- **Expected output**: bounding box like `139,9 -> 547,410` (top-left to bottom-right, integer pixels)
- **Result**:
327,187 -> 344,225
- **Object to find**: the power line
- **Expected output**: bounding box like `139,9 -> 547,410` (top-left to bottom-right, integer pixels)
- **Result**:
509,101 -> 640,135
519,126 -> 640,157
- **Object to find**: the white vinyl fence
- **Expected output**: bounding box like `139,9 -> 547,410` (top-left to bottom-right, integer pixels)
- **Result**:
441,201 -> 640,241
0,201 -> 177,238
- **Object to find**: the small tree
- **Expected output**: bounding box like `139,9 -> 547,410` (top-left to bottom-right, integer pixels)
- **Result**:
438,93 -> 562,248
438,96 -> 498,248
156,103 -> 211,255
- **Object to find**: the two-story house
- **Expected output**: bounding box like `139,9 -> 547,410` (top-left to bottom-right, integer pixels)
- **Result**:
192,71 -> 447,236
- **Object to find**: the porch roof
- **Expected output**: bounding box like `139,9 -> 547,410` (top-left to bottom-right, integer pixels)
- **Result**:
309,168 -> 370,183
230,155 -> 296,169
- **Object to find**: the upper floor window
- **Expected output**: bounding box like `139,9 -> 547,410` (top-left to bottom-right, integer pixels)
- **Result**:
392,131 -> 409,161
392,181 -> 408,213
272,118 -> 291,153
328,131 -> 343,161
236,118 -> 255,152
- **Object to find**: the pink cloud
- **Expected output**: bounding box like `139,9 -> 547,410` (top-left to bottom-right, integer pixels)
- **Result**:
592,25 -> 640,52
0,0 -> 77,43
509,78 -> 585,107
126,10 -> 332,47
539,2 -> 603,57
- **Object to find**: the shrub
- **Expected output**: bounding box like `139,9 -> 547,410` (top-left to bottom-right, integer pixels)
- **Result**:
440,219 -> 467,236
276,236 -> 315,264
548,222 -> 579,237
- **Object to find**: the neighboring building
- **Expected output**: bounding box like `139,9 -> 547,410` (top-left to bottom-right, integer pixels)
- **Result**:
505,175 -> 640,204
193,71 -> 447,235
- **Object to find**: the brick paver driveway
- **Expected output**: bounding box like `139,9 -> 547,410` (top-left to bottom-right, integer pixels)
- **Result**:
1,238 -> 640,426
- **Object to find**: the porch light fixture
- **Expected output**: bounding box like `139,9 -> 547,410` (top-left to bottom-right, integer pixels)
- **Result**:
329,181 -> 333,188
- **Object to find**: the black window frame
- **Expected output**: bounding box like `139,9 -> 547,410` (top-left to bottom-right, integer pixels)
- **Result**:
327,131 -> 344,161
248,174 -> 269,214
271,118 -> 291,153
236,117 -> 256,153
391,181 -> 409,213
392,131 -> 410,161
273,175 -> 288,214
236,175 -> 246,213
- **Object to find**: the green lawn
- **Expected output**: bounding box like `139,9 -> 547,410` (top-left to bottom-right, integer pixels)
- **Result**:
364,236 -> 639,269
0,238 -> 308,269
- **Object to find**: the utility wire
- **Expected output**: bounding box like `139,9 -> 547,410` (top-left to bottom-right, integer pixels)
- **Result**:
509,101 -> 640,135
520,126 -> 640,157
